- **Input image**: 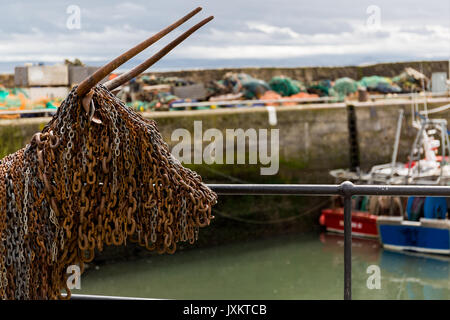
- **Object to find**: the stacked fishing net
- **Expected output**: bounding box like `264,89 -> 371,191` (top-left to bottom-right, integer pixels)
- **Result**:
269,76 -> 305,97
0,85 -> 217,299
333,77 -> 358,100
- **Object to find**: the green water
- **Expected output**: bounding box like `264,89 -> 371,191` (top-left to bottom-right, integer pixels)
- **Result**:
77,233 -> 450,300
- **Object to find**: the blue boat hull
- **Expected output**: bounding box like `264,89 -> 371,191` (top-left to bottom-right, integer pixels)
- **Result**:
377,217 -> 450,255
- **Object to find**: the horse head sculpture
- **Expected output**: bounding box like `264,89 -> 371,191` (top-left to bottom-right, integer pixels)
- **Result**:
0,7 -> 217,300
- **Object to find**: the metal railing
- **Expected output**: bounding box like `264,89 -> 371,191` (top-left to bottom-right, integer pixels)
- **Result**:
169,93 -> 450,110
2,95 -> 449,117
170,96 -> 335,108
73,181 -> 450,300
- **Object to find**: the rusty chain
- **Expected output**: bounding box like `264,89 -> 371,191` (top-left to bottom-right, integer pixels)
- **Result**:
0,85 -> 217,299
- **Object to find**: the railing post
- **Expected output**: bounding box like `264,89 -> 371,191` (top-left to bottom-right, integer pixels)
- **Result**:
343,194 -> 352,300
340,181 -> 353,300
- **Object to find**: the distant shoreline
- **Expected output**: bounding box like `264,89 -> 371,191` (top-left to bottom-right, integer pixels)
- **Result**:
1,59 -> 447,89
0,57 -> 448,75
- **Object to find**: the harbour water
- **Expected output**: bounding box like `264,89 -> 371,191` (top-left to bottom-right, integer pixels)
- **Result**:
77,232 -> 450,300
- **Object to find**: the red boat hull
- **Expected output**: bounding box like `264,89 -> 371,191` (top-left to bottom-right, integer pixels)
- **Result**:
319,208 -> 379,238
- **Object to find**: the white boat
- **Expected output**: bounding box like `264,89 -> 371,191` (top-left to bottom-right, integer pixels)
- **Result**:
329,99 -> 450,255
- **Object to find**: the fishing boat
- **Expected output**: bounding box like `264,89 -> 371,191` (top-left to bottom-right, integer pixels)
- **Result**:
320,207 -> 379,238
376,111 -> 450,255
377,215 -> 450,255
319,195 -> 402,238
320,101 -> 450,254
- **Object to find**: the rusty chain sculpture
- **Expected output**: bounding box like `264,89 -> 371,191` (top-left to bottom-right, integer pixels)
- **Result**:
0,8 -> 216,300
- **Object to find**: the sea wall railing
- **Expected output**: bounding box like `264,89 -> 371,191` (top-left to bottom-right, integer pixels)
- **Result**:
72,181 -> 450,301
1,94 -> 449,117
170,92 -> 450,109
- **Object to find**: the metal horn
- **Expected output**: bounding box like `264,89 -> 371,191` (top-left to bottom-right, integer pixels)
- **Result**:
76,7 -> 202,98
105,16 -> 214,91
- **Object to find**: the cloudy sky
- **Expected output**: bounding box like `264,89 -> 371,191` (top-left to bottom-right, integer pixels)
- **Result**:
0,0 -> 449,72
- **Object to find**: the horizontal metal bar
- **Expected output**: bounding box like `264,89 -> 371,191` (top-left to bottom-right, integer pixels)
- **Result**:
207,182 -> 450,197
351,97 -> 450,108
171,96 -> 450,109
347,184 -> 450,196
207,184 -> 340,195
171,91 -> 449,108
370,91 -> 449,99
171,96 -> 333,108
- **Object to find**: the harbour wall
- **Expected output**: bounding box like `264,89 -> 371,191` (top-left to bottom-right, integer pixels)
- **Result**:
142,60 -> 449,83
1,60 -> 448,88
0,99 -> 449,260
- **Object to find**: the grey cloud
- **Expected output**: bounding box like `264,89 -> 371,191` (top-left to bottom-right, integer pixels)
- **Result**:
0,0 -> 448,72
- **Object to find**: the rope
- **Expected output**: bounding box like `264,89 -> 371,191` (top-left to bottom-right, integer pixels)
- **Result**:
213,198 -> 331,225
201,165 -> 249,183
420,103 -> 450,115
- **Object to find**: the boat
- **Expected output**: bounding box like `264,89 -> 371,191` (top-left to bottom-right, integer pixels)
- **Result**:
329,112 -> 450,185
320,207 -> 379,238
376,111 -> 450,255
319,195 -> 404,238
377,216 -> 450,255
320,100 -> 450,254
377,196 -> 449,255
